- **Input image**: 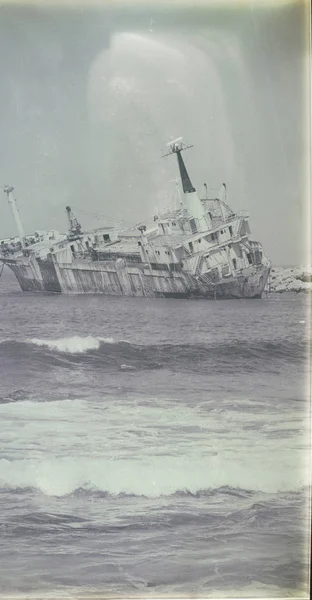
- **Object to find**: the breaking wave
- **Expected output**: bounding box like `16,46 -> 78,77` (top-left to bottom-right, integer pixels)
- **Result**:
29,336 -> 115,353
0,453 -> 307,497
0,335 -> 308,374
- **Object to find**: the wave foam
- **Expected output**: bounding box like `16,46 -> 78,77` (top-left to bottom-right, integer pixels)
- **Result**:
28,336 -> 114,354
0,454 -> 308,498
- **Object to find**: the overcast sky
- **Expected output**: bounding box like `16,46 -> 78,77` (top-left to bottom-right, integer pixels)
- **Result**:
0,1 -> 309,265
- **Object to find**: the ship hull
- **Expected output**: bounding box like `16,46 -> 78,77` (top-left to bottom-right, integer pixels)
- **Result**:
1,256 -> 61,292
2,256 -> 270,300
196,266 -> 270,300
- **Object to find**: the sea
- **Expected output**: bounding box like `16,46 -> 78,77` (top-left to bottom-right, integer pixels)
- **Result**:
0,266 -> 310,599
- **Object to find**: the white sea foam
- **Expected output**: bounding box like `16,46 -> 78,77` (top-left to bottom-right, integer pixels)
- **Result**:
28,336 -> 114,354
0,582 -> 307,600
0,450 -> 309,498
1,591 -> 78,599
0,397 -> 309,497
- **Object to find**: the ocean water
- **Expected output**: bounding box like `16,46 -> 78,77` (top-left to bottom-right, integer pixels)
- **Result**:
0,267 -> 310,599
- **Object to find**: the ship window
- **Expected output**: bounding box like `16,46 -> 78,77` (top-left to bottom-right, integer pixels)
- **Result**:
70,244 -> 75,254
189,241 -> 194,253
138,241 -> 142,247
103,234 -> 110,242
220,230 -> 223,234
198,239 -> 201,243
229,226 -> 233,236
85,241 -> 89,249
232,258 -> 237,270
246,252 -> 253,265
172,222 -> 176,226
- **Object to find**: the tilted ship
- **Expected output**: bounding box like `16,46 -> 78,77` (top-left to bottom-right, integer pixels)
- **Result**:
0,139 -> 271,299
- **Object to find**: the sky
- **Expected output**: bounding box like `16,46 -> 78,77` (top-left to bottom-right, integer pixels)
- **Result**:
0,0 -> 310,265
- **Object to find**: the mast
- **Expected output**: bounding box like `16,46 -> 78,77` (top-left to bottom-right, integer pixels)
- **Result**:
65,206 -> 82,239
163,138 -> 195,194
176,149 -> 195,194
163,138 -> 207,231
3,185 -> 26,249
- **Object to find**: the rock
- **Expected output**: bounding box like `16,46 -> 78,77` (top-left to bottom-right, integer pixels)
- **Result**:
268,266 -> 312,294
298,273 -> 312,283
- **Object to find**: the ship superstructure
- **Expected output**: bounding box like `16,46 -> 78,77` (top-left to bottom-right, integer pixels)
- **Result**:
1,140 -> 271,298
